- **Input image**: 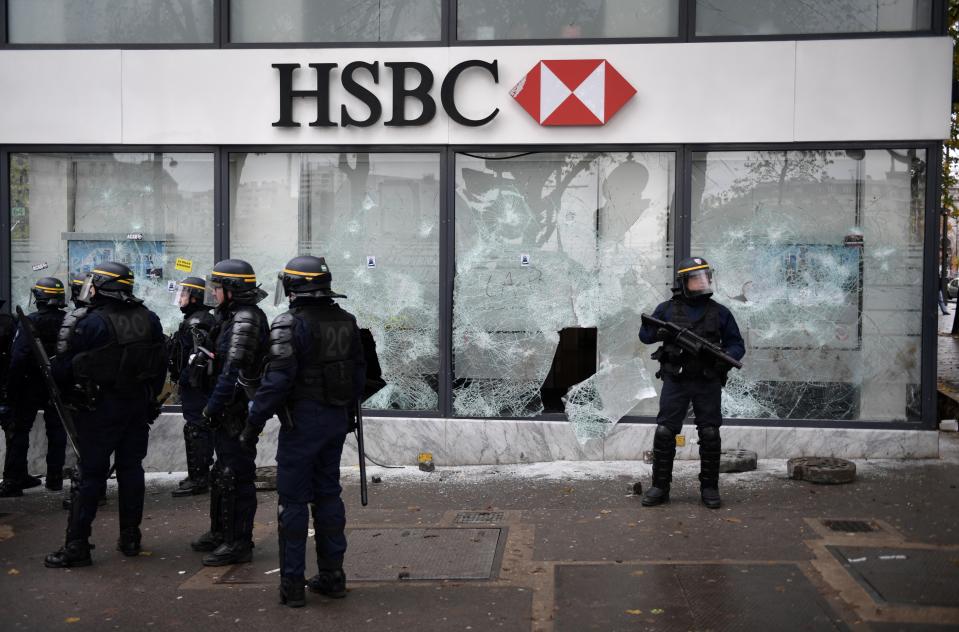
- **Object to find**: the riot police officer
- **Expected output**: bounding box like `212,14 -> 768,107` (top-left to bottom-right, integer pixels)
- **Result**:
44,263 -> 167,567
638,257 -> 745,509
168,277 -> 215,497
190,259 -> 268,566
0,278 -> 68,497
0,301 -> 15,451
68,274 -> 88,309
240,256 -> 365,607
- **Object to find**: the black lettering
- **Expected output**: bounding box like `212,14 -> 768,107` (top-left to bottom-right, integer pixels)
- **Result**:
384,62 -> 436,127
340,61 -> 382,127
272,63 -> 338,128
441,60 -> 500,127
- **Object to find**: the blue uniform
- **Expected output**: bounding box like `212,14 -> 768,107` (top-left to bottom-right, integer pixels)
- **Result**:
3,308 -> 67,486
247,298 -> 365,580
640,296 -> 745,432
53,300 -> 167,542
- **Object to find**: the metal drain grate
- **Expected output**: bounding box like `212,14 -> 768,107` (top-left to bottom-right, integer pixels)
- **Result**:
823,519 -> 877,533
455,511 -> 505,524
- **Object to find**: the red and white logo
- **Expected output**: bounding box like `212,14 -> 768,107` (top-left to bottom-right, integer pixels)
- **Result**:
510,60 -> 636,126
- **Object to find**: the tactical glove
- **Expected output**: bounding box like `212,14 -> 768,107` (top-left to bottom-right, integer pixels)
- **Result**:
238,422 -> 261,455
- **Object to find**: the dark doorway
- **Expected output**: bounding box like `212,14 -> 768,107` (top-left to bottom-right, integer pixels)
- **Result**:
541,328 -> 598,413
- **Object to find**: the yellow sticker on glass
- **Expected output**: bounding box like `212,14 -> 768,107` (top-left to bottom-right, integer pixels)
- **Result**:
175,258 -> 193,273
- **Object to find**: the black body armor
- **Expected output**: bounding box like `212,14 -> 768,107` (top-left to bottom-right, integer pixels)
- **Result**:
70,302 -> 166,392
652,298 -> 723,381
271,304 -> 357,406
222,306 -> 267,374
170,308 -> 215,386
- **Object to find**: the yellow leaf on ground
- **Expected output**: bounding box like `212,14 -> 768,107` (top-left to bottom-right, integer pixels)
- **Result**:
7,568 -> 19,575
651,608 -> 665,615
65,617 -> 80,623
625,609 -> 643,615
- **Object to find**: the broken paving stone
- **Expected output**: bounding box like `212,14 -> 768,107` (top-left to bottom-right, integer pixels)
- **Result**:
787,457 -> 856,484
719,449 -> 758,473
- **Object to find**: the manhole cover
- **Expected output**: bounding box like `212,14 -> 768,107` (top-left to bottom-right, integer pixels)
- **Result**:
828,546 -> 959,607
720,449 -> 758,473
787,457 -> 856,484
823,520 -> 876,533
254,466 -> 277,491
455,511 -> 505,524
348,528 -> 501,581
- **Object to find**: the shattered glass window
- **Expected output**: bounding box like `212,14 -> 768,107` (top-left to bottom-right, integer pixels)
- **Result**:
454,152 -> 671,439
691,149 -> 926,421
695,0 -> 932,36
9,152 -> 215,400
230,153 -> 440,411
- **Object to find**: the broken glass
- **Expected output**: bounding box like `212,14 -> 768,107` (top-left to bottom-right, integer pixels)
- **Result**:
691,149 -> 926,421
454,152 -> 671,439
230,152 -> 440,411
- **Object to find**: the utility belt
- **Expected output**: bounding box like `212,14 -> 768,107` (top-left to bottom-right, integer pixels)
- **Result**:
652,347 -> 729,385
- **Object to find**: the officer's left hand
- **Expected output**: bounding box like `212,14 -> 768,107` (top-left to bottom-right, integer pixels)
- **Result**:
238,422 -> 261,454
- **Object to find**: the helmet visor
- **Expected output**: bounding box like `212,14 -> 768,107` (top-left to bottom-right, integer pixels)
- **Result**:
274,272 -> 286,307
172,280 -> 203,307
683,269 -> 716,298
78,275 -> 95,303
203,274 -> 223,307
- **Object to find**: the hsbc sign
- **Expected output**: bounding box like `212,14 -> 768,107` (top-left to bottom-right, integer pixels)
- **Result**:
272,59 -> 635,129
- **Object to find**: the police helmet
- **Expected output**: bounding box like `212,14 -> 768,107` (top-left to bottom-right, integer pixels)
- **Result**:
676,256 -> 716,299
171,276 -> 207,307
79,262 -> 139,303
30,276 -> 66,308
205,259 -> 265,306
274,255 -> 346,306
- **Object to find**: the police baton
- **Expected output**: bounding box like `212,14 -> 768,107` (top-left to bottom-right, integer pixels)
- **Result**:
352,399 -> 368,506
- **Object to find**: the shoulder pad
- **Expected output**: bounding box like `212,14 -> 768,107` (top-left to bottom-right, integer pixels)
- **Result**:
56,307 -> 90,354
267,312 -> 296,368
186,310 -> 215,330
233,306 -> 266,327
226,307 -> 266,369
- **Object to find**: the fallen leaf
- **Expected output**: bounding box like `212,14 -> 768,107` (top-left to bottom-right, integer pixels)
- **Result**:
723,517 -> 742,524
65,617 -> 80,624
651,608 -> 664,615
625,609 -> 643,615
630,570 -> 645,576
7,568 -> 19,575
600,510 -> 611,514
139,551 -> 153,556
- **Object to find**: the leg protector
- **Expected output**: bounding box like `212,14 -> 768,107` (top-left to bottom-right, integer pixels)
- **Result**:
190,465 -> 223,551
218,466 -> 237,546
698,426 -> 722,509
641,424 -> 677,507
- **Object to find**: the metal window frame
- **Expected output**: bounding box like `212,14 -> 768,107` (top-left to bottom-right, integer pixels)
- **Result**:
0,0 -> 947,48
0,140 -> 942,430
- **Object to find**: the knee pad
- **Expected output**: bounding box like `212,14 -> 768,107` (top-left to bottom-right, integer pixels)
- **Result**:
698,426 -> 721,444
655,424 -> 677,440
218,467 -> 236,495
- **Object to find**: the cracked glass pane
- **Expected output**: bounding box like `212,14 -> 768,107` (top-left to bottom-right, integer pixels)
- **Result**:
9,152 -> 215,402
230,153 -> 440,411
691,148 -> 926,421
454,151 -> 670,438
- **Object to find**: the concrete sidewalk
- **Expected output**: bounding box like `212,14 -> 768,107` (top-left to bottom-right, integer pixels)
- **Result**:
1,434 -> 958,632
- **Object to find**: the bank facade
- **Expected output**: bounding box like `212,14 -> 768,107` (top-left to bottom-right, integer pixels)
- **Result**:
0,1 -> 952,466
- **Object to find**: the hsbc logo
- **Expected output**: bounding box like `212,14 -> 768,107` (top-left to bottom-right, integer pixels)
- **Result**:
510,60 -> 636,126
272,58 -> 635,129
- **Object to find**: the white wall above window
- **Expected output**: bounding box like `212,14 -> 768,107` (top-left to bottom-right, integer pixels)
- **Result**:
0,38 -> 950,145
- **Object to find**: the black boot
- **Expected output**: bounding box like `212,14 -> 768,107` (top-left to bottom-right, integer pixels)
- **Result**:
173,425 -> 211,497
0,479 -> 24,497
117,527 -> 142,556
202,540 -> 253,566
190,466 -> 223,551
172,477 -> 208,497
307,568 -> 347,598
280,576 -> 306,607
46,469 -> 63,491
190,530 -> 223,552
45,539 -> 92,568
642,425 -> 676,507
21,474 -> 42,490
698,426 -> 722,509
